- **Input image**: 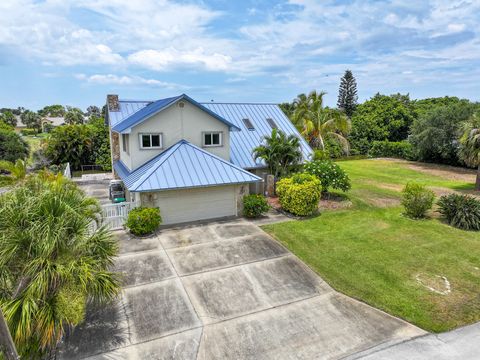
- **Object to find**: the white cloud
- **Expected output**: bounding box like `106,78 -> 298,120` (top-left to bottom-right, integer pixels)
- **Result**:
75,73 -> 185,89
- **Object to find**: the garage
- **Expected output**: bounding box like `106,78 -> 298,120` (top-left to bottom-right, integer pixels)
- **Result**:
150,185 -> 237,225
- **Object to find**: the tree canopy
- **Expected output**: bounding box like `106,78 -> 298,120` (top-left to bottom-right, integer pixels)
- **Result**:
337,70 -> 358,117
0,121 -> 29,163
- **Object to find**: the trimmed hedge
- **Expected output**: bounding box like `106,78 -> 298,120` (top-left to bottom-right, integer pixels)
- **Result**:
125,207 -> 162,236
304,160 -> 351,193
243,194 -> 269,218
401,183 -> 435,219
276,173 -> 321,216
437,194 -> 480,230
369,141 -> 414,160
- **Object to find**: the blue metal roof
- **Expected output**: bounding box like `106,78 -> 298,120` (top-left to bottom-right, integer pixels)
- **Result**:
113,140 -> 261,192
201,102 -> 313,169
108,100 -> 152,128
110,94 -> 240,133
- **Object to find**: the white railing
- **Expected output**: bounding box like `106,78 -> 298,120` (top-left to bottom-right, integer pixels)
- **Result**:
101,202 -> 135,230
63,162 -> 72,179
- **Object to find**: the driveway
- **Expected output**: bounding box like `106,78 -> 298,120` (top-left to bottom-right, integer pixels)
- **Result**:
58,219 -> 424,360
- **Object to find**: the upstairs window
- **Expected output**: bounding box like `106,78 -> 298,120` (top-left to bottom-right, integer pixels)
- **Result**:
242,118 -> 255,130
139,133 -> 162,149
203,132 -> 223,147
266,118 -> 278,129
122,134 -> 129,154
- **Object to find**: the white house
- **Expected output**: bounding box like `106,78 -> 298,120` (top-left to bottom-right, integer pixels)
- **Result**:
106,94 -> 312,225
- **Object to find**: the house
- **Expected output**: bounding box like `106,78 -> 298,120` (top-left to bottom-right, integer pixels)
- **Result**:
14,115 -> 65,132
106,93 -> 313,225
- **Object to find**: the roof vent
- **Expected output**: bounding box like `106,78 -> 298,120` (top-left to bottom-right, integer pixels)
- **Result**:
178,101 -> 185,108
242,118 -> 255,130
107,94 -> 120,112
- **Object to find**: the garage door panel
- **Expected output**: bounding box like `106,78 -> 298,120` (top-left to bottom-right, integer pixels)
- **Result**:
154,186 -> 236,225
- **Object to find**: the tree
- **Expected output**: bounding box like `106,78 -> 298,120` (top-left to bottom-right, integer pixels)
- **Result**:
0,125 -> 29,162
292,91 -> 350,153
459,112 -> 480,190
0,111 -> 17,127
0,173 -> 119,357
350,93 -> 417,154
410,103 -> 475,165
88,117 -> 112,170
279,102 -> 295,119
86,105 -> 101,119
20,110 -> 41,132
253,129 -> 302,178
64,107 -> 85,124
38,105 -> 66,117
337,70 -> 358,117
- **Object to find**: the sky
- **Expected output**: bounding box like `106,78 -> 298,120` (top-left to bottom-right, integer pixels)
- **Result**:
0,0 -> 479,111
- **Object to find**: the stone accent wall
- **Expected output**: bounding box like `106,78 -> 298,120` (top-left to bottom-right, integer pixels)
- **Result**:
107,94 -> 119,111
111,131 -> 120,162
236,184 -> 249,216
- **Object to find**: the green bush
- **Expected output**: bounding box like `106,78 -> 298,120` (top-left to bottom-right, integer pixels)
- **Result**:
437,194 -> 480,230
276,173 -> 321,216
20,128 -> 38,136
401,183 -> 435,219
243,194 -> 269,218
304,160 -> 351,193
369,141 -> 414,160
125,207 -> 162,235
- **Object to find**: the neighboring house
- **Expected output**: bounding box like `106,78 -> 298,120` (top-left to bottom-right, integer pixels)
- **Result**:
106,93 -> 313,225
14,115 -> 65,132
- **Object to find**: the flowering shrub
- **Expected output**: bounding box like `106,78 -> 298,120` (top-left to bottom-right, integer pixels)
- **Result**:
243,194 -> 269,218
276,173 -> 321,216
304,160 -> 351,193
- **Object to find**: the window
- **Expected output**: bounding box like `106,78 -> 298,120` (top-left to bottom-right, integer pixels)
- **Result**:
242,118 -> 255,130
266,118 -> 278,129
139,133 -> 162,149
122,134 -> 129,154
203,132 -> 222,147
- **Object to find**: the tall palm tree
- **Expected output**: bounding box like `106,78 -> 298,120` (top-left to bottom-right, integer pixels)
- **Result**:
253,129 -> 303,178
292,91 -> 351,153
459,113 -> 480,190
0,172 -> 119,357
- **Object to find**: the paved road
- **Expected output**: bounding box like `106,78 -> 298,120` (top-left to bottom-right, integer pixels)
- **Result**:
58,219 -> 424,359
349,322 -> 480,360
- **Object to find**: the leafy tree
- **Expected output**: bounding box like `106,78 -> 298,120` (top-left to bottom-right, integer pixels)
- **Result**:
337,70 -> 358,117
350,93 -> 417,154
86,105 -> 101,119
292,91 -> 350,153
0,125 -> 29,162
459,112 -> 480,190
414,97 -> 476,118
410,103 -> 475,165
88,117 -> 112,170
0,111 -> 17,127
279,102 -> 295,119
0,173 -> 119,357
64,107 -> 85,125
38,105 -> 66,117
253,129 -> 302,178
20,110 -> 41,132
44,125 -> 93,169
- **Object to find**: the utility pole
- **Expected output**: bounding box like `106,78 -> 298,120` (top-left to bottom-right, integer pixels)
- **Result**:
0,309 -> 19,360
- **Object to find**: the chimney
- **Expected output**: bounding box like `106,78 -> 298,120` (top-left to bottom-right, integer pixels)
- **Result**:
107,94 -> 120,112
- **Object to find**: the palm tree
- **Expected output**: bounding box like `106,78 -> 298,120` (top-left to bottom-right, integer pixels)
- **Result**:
292,91 -> 351,154
459,113 -> 480,190
253,129 -> 303,178
0,172 -> 119,357
0,159 -> 27,182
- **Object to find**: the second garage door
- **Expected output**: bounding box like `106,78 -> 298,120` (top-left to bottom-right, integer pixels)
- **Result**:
153,185 -> 237,225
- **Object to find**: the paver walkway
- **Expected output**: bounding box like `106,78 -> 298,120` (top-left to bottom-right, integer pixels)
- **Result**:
58,219 -> 424,359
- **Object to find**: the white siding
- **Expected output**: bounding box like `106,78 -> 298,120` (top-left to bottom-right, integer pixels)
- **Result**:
144,185 -> 237,225
127,101 -> 230,170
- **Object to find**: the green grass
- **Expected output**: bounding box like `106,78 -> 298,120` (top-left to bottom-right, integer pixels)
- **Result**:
23,135 -> 45,165
263,159 -> 480,332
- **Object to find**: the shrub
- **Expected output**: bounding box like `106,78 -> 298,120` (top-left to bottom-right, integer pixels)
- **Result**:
401,183 -> 435,219
243,194 -> 269,218
304,160 -> 351,193
276,173 -> 321,216
20,128 -> 38,136
125,207 -> 162,235
369,141 -> 414,160
0,127 -> 29,162
437,194 -> 480,230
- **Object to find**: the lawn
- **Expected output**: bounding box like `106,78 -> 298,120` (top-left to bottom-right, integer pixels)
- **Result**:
263,159 -> 480,332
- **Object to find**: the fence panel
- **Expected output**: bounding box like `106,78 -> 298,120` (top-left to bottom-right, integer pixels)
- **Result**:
100,202 -> 135,230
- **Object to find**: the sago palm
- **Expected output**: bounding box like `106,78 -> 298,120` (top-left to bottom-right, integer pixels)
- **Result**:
459,113 -> 480,190
253,129 -> 302,178
0,172 -> 119,357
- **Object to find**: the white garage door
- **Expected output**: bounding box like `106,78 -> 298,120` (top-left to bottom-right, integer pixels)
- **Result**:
154,185 -> 237,225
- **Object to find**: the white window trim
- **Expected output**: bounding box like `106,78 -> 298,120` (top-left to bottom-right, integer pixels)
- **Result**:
139,133 -> 163,150
202,131 -> 223,147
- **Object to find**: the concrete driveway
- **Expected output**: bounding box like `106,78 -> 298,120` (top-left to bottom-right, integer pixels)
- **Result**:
58,219 -> 424,360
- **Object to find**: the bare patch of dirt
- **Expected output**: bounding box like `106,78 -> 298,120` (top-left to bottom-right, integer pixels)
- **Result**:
318,193 -> 353,211
407,162 -> 476,183
366,196 -> 401,208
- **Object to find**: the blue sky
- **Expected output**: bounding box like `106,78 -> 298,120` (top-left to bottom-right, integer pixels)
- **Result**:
0,0 -> 479,110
